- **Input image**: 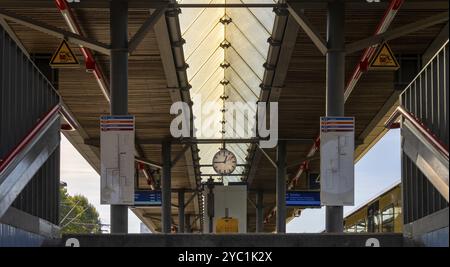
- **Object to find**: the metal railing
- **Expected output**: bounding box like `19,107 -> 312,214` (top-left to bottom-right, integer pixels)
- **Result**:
396,40 -> 449,224
385,105 -> 449,161
400,40 -> 449,147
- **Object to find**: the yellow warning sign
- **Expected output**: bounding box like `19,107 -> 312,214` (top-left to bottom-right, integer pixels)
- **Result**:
216,217 -> 239,233
50,40 -> 79,68
369,43 -> 400,71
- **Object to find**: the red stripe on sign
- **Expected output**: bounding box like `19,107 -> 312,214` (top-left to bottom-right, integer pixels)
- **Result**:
321,121 -> 354,125
100,121 -> 134,124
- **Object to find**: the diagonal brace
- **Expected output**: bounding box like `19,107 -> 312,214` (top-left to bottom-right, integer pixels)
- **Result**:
128,8 -> 166,54
287,4 -> 327,55
0,8 -> 110,55
346,11 -> 449,54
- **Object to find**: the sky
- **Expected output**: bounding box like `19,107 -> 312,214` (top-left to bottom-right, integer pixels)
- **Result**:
60,129 -> 401,233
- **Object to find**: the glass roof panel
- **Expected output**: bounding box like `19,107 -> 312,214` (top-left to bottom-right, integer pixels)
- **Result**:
182,6 -> 224,58
225,22 -> 265,79
226,0 -> 276,32
226,84 -> 257,107
186,23 -> 224,78
226,8 -> 271,56
226,67 -> 260,98
179,0 -> 275,182
189,47 -> 224,92
191,66 -> 223,96
226,52 -> 260,96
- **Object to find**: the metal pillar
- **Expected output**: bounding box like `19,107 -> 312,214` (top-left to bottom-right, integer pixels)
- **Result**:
162,141 -> 172,233
185,214 -> 191,233
206,178 -> 215,233
110,0 -> 128,234
276,140 -> 287,233
256,190 -> 264,233
178,190 -> 185,233
325,0 -> 345,233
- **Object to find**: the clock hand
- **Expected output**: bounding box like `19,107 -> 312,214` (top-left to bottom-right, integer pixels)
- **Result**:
223,155 -> 228,163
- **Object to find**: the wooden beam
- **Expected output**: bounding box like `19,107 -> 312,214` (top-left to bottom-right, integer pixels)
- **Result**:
0,8 -> 111,55
287,3 -> 327,55
346,12 -> 449,54
0,0 -> 447,10
128,8 -> 166,54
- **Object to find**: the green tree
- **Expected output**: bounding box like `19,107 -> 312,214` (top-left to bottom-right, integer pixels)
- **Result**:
59,187 -> 102,234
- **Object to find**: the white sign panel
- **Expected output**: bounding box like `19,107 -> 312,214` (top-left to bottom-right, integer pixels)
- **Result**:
320,117 -> 355,206
100,115 -> 135,205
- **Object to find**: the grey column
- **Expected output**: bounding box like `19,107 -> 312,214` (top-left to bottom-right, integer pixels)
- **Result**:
110,0 -> 128,234
206,178 -> 215,233
276,140 -> 287,233
178,190 -> 185,233
162,141 -> 172,233
185,214 -> 191,233
256,190 -> 264,233
325,0 -> 345,233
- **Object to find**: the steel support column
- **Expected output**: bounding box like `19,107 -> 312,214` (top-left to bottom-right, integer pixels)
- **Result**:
325,0 -> 345,233
185,214 -> 191,233
162,141 -> 172,233
109,0 -> 128,234
178,190 -> 185,233
256,190 -> 264,233
276,140 -> 287,233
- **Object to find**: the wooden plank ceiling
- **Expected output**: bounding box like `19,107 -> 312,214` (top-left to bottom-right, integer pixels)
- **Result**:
247,5 -> 447,232
1,1 -> 447,233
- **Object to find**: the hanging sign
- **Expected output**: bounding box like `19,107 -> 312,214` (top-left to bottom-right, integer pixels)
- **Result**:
50,40 -> 79,68
320,117 -> 355,206
369,43 -> 400,70
134,191 -> 162,206
100,115 -> 135,205
286,191 -> 321,207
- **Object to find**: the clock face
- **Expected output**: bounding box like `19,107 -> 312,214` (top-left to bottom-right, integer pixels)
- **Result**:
212,149 -> 237,175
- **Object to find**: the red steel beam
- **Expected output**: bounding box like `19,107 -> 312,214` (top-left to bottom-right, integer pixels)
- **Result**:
0,105 -> 60,173
385,105 -> 449,160
54,0 -> 158,188
55,0 -> 110,101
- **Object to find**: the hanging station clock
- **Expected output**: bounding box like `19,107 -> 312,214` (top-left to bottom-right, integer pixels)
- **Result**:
212,149 -> 237,175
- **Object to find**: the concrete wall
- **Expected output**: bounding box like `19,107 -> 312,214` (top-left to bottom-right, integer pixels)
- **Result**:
0,223 -> 45,247
49,233 -> 406,247
204,185 -> 247,233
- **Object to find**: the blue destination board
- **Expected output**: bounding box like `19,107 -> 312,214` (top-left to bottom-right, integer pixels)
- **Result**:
286,191 -> 321,207
134,191 -> 161,206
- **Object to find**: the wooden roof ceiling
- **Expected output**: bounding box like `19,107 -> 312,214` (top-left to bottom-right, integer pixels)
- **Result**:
0,0 -> 448,233
246,5 -> 448,231
1,4 -> 201,232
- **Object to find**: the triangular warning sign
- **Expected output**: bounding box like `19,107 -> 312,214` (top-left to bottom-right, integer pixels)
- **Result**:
50,40 -> 79,68
369,43 -> 400,71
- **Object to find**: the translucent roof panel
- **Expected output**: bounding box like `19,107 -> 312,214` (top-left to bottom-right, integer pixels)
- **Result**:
178,0 -> 276,182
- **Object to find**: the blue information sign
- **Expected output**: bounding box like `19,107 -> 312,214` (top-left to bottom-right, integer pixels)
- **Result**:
134,191 -> 161,206
286,191 -> 321,207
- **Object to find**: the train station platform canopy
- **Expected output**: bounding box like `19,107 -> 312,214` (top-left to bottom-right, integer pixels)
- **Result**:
0,0 -> 447,232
